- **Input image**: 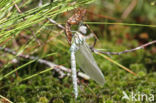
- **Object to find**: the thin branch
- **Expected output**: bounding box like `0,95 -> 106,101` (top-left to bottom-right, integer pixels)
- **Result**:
93,40 -> 156,55
48,18 -> 65,30
37,0 -> 65,30
121,0 -> 138,19
13,1 -> 41,46
13,0 -> 22,13
0,46 -> 90,80
0,95 -> 13,103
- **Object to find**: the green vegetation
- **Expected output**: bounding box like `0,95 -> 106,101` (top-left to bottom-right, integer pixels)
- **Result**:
0,0 -> 156,102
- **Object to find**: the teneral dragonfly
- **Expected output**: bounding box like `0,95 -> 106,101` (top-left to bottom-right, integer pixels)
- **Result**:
70,25 -> 105,98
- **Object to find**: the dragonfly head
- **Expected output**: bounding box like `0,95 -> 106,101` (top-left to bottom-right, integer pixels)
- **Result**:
78,25 -> 87,34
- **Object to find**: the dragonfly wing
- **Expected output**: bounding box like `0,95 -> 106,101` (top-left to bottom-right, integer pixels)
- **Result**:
75,42 -> 105,85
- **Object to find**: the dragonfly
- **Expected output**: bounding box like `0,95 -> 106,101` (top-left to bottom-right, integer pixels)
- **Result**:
70,25 -> 105,98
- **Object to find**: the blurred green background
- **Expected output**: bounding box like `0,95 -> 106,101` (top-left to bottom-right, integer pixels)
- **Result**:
0,0 -> 156,102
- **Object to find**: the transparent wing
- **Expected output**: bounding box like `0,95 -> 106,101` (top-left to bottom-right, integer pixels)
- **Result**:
75,42 -> 105,85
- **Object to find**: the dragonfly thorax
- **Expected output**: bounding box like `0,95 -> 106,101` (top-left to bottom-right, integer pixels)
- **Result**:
70,32 -> 85,52
74,32 -> 85,45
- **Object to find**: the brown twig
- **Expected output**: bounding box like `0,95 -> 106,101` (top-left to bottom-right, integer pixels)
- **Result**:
13,0 -> 22,13
13,1 -> 41,46
121,0 -> 138,19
